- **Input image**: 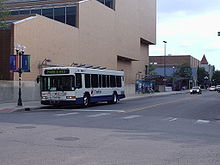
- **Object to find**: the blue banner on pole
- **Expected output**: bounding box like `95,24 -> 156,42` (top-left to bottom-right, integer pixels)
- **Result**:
9,55 -> 30,72
22,55 -> 30,72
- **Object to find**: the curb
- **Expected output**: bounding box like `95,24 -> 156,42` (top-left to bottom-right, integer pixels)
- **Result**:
124,91 -> 188,101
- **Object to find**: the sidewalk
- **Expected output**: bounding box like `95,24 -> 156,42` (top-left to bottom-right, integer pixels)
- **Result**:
0,90 -> 188,113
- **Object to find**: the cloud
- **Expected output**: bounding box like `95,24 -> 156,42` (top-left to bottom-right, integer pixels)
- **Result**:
158,0 -> 220,14
150,9 -> 220,69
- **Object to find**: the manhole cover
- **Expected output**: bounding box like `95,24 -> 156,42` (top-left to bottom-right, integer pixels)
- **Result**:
15,126 -> 36,129
54,137 -> 80,141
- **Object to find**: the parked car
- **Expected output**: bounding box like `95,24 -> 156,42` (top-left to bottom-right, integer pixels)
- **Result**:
216,85 -> 220,93
209,86 -> 216,91
190,86 -> 202,94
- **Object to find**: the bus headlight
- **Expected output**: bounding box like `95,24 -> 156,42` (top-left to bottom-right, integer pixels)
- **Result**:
66,96 -> 76,100
42,96 -> 48,99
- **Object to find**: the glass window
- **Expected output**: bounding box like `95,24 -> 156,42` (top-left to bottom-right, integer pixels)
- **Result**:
105,0 -> 114,9
106,75 -> 110,87
41,76 -> 74,91
10,11 -> 19,15
19,10 -> 30,15
54,7 -> 65,23
75,73 -> 82,88
110,75 -> 116,87
98,0 -> 104,4
85,74 -> 91,88
91,74 -> 98,88
116,76 -> 122,87
31,9 -> 41,15
98,75 -> 102,87
42,8 -> 53,19
102,75 -> 106,88
66,6 -> 76,26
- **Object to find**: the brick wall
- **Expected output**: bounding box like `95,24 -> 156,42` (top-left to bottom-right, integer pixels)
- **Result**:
0,26 -> 14,80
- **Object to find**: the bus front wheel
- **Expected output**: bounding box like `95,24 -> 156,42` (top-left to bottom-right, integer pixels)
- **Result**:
83,94 -> 90,107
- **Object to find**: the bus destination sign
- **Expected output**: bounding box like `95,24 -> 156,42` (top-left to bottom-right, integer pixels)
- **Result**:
44,69 -> 70,75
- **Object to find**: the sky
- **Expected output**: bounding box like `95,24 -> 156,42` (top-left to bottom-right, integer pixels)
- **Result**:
150,0 -> 220,70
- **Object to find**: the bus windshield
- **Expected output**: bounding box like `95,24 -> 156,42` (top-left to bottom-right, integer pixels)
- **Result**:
41,76 -> 75,91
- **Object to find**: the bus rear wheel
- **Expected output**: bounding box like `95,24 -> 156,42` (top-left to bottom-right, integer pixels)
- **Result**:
83,94 -> 90,107
108,93 -> 118,104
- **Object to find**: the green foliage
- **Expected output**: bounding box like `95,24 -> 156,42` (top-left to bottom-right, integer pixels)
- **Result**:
212,70 -> 220,85
197,67 -> 209,85
148,64 -> 157,76
173,63 -> 192,79
0,0 -> 10,29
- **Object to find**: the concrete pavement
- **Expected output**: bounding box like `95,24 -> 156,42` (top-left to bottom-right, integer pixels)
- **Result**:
0,90 -> 189,113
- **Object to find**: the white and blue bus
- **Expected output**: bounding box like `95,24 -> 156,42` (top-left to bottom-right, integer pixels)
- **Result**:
40,66 -> 125,106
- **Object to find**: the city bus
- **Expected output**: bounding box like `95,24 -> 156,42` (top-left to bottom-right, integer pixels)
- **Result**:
40,66 -> 125,106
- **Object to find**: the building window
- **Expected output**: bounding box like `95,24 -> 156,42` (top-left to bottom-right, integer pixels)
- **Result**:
42,8 -> 54,19
19,10 -> 30,15
97,0 -> 115,9
54,7 -> 65,23
9,6 -> 77,27
105,0 -> 114,9
66,6 -> 76,27
10,11 -> 19,15
98,0 -> 104,4
31,9 -> 41,15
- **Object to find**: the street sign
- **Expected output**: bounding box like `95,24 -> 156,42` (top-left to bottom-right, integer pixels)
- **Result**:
9,55 -> 30,72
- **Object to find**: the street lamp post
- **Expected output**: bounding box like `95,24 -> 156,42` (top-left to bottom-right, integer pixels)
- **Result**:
163,41 -> 167,77
172,66 -> 175,90
15,44 -> 26,106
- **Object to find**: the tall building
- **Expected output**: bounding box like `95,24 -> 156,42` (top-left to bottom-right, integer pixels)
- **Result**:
0,0 -> 156,84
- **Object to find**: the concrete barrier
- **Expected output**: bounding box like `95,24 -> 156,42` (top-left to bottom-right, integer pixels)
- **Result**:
0,81 -> 40,103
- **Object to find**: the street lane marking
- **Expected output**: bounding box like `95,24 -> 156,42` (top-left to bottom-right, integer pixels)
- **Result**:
123,96 -> 196,113
169,117 -> 177,122
79,109 -> 125,113
122,115 -> 141,119
55,112 -> 79,117
87,113 -> 110,117
196,120 -> 210,124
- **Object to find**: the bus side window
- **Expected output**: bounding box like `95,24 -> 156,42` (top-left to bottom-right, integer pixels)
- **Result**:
110,75 -> 116,87
75,73 -> 82,88
91,74 -> 98,88
102,75 -> 106,88
107,75 -> 110,88
116,76 -> 122,87
85,74 -> 91,88
98,75 -> 102,88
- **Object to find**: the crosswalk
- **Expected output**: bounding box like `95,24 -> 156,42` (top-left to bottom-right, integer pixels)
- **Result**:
53,109 -> 215,125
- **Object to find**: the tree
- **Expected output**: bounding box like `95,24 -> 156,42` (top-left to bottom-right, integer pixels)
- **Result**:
173,63 -> 192,79
148,64 -> 157,75
0,0 -> 9,29
212,70 -> 220,85
197,67 -> 209,86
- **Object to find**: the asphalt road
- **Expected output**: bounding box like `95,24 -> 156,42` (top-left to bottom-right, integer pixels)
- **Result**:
0,91 -> 220,165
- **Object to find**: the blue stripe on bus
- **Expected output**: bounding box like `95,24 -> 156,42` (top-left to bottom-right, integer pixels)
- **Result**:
76,94 -> 125,104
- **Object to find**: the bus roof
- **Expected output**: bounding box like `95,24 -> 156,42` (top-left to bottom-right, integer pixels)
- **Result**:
42,66 -> 124,76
